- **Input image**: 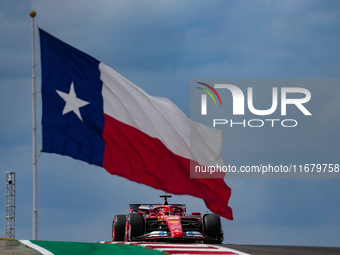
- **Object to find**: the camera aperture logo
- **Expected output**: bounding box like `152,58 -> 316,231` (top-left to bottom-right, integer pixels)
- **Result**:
196,82 -> 312,128
196,82 -> 223,114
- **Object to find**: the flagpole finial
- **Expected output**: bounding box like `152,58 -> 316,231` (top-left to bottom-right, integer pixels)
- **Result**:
30,10 -> 37,18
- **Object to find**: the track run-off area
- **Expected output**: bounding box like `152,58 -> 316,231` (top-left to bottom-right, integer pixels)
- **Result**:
1,239 -> 340,254
8,240 -> 249,255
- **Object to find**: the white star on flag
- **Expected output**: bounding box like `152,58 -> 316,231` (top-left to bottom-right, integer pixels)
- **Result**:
56,82 -> 89,121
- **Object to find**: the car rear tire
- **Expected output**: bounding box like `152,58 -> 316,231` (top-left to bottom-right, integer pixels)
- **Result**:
112,214 -> 126,241
128,213 -> 144,241
202,214 -> 223,243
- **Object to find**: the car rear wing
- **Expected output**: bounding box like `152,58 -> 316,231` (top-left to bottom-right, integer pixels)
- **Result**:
129,204 -> 186,213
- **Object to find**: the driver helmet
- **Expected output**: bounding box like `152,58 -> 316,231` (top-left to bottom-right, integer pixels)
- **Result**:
161,207 -> 169,215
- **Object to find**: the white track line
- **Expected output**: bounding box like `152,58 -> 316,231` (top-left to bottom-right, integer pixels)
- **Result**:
19,240 -> 54,255
100,242 -> 251,255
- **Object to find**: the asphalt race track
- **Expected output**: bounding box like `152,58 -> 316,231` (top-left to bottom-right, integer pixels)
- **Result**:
0,239 -> 40,255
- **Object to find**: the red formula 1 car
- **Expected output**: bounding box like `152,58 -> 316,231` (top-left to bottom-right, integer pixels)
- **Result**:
112,195 -> 223,243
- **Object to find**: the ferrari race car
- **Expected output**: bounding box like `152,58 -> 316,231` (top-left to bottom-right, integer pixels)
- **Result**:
112,195 -> 223,243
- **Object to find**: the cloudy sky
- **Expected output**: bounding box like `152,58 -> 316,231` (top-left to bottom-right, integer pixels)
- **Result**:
1,0 -> 340,247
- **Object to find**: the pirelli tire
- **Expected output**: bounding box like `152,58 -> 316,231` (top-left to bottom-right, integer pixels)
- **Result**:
202,214 -> 223,243
112,214 -> 126,241
127,213 -> 145,241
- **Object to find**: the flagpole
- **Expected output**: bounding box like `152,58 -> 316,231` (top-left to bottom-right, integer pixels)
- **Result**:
30,10 -> 38,241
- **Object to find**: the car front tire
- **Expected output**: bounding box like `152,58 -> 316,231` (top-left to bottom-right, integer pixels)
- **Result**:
112,214 -> 126,241
202,214 -> 223,243
127,213 -> 145,241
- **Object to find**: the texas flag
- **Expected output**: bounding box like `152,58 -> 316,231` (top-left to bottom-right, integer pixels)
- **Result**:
39,29 -> 233,220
